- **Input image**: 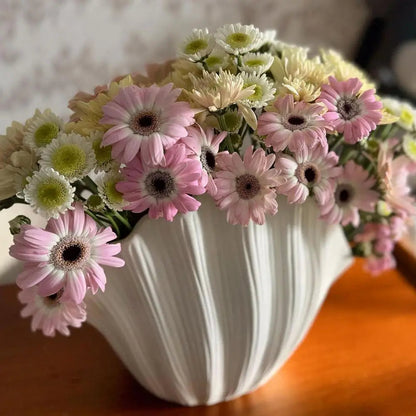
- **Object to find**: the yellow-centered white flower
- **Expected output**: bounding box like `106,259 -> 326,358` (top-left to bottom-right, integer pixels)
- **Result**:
96,170 -> 126,211
239,52 -> 274,74
23,109 -> 64,154
214,23 -> 263,55
179,28 -> 215,61
23,168 -> 75,219
40,133 -> 96,182
241,72 -> 276,108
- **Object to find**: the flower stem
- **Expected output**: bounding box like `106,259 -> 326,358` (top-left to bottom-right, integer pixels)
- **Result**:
113,211 -> 132,230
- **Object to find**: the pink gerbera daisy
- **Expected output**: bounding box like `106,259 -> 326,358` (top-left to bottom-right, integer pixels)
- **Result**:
377,138 -> 416,217
101,84 -> 195,164
214,146 -> 283,226
18,286 -> 86,337
320,160 -> 379,226
117,143 -> 205,221
318,76 -> 382,144
10,203 -> 124,304
275,144 -> 342,204
257,94 -> 328,153
181,125 -> 227,196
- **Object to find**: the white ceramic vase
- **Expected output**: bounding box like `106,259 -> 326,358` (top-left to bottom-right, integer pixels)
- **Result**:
86,195 -> 352,406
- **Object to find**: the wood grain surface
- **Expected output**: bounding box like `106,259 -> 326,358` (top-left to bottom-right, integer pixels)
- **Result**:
1,258 -> 416,416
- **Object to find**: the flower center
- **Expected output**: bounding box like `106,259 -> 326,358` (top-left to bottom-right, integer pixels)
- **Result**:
200,146 -> 216,172
50,237 -> 90,271
44,288 -> 64,307
51,144 -> 87,178
37,180 -> 69,209
284,114 -> 307,130
205,55 -> 223,69
295,163 -> 321,185
335,183 -> 355,206
129,111 -> 160,136
185,39 -> 208,55
144,170 -> 176,199
245,58 -> 264,67
92,137 -> 112,166
235,174 -> 261,199
34,123 -> 59,148
336,97 -> 360,120
226,32 -> 250,49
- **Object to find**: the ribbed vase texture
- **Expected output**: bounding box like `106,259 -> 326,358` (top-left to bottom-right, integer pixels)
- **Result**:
86,196 -> 352,406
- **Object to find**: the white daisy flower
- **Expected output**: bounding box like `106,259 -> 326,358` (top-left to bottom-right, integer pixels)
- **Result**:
89,131 -> 118,173
24,109 -> 64,154
40,133 -> 96,182
23,168 -> 75,219
180,28 -> 215,61
403,133 -> 416,161
203,47 -> 231,72
239,52 -> 274,74
214,23 -> 263,55
96,171 -> 125,211
241,72 -> 276,108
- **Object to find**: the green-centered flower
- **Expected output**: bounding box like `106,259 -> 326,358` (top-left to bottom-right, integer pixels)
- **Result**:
89,131 -> 116,172
403,133 -> 416,161
23,109 -> 64,153
203,47 -> 232,72
241,72 -> 276,108
23,168 -> 75,218
180,28 -> 214,61
86,194 -> 105,212
239,52 -> 274,74
40,133 -> 96,182
97,171 -> 125,211
214,23 -> 263,55
382,97 -> 416,131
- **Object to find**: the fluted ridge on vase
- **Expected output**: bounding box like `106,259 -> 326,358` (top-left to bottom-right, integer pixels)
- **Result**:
86,195 -> 352,406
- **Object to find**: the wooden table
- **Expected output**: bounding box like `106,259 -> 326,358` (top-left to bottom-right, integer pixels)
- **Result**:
1,258 -> 416,416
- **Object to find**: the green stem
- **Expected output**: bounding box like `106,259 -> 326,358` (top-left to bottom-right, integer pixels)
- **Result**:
82,176 -> 98,193
103,213 -> 121,236
330,135 -> 344,153
218,115 -> 235,153
113,211 -> 132,230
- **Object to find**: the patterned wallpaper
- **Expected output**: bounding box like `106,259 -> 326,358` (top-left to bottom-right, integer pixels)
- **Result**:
0,0 -> 369,131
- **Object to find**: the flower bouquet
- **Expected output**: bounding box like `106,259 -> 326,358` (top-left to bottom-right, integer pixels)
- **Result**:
2,23 -> 416,406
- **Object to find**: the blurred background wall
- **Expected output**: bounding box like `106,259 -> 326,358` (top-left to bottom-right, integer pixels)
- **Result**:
0,0 -> 415,283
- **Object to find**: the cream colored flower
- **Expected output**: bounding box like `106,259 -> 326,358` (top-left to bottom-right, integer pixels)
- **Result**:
382,96 -> 416,131
165,58 -> 204,93
271,46 -> 329,102
66,75 -> 134,136
187,69 -> 255,112
403,133 -> 416,161
187,70 -> 257,129
0,121 -> 38,200
320,49 -> 375,92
